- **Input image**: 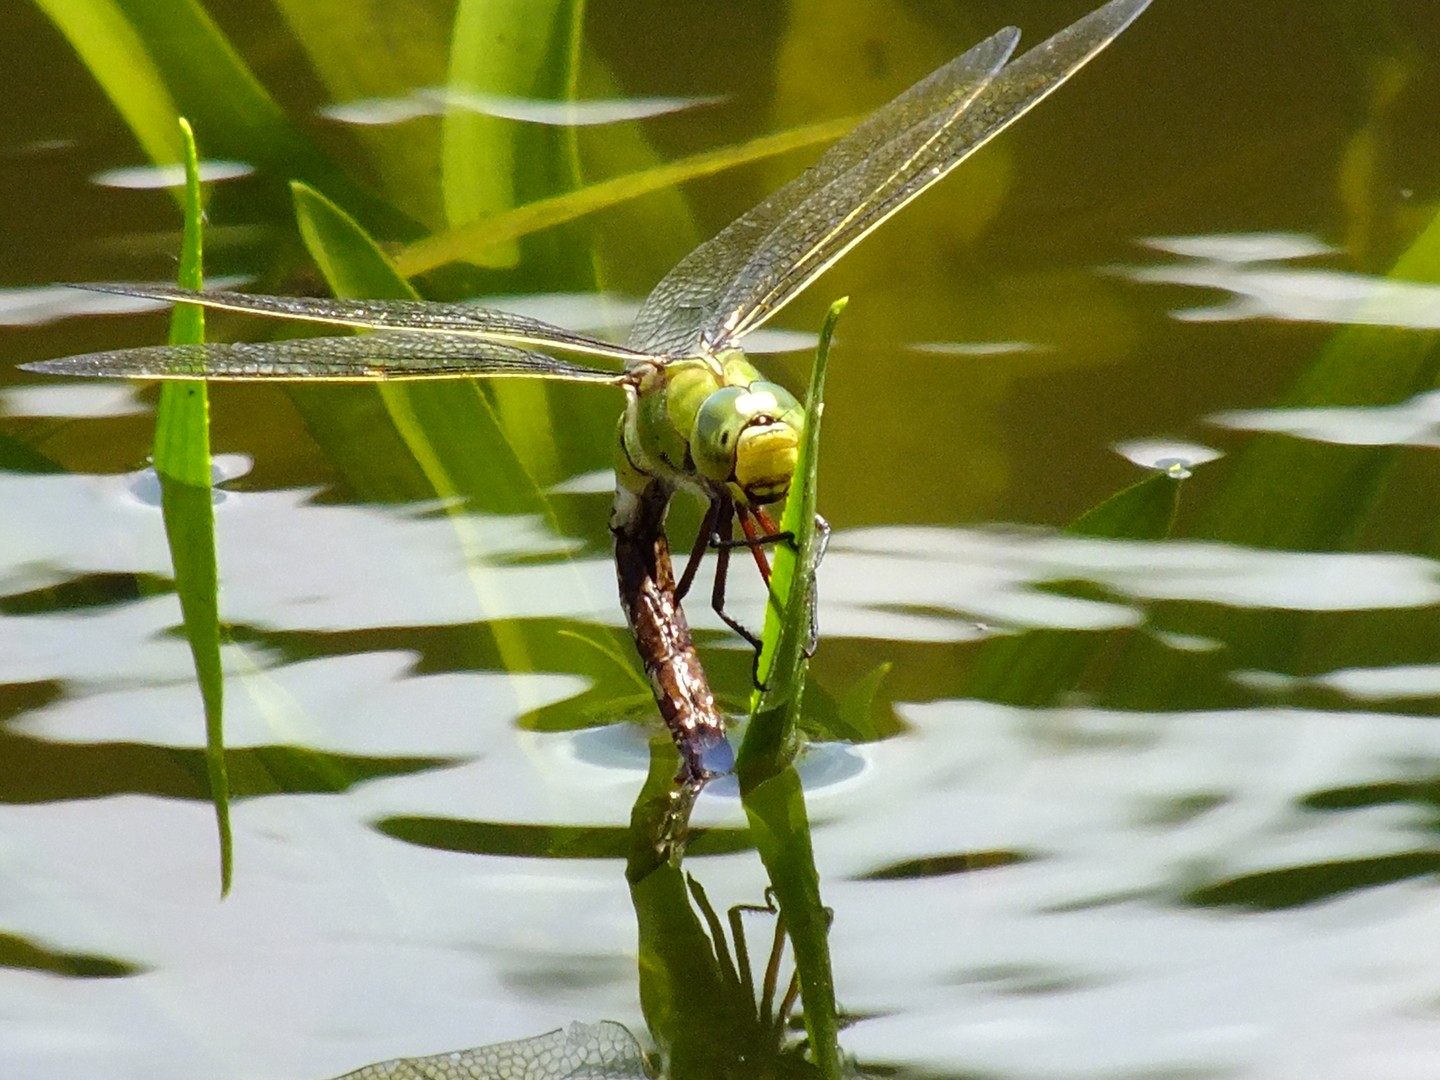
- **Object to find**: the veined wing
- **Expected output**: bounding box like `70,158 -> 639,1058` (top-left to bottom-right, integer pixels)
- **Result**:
628,0 -> 1150,357
330,1020 -> 648,1080
625,27 -> 1015,357
23,329 -> 627,383
75,282 -> 652,365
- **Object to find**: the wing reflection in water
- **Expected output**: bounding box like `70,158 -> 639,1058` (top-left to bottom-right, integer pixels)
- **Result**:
331,1020 -> 650,1080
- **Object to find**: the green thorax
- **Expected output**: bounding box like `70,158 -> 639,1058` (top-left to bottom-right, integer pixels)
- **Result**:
616,349 -> 803,508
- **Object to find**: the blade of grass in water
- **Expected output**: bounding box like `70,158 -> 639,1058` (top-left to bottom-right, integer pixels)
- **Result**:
396,116 -> 856,277
960,470 -> 1184,707
268,0 -> 453,228
736,299 -> 844,1080
34,0 -> 407,233
291,180 -> 591,698
1113,201 -> 1440,708
439,0 -> 579,480
31,0 -> 181,169
153,119 -> 231,896
442,0 -> 572,268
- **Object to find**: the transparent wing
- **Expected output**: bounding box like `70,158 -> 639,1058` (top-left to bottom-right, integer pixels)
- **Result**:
624,27 -> 1014,357
330,1020 -> 650,1080
628,0 -> 1150,356
76,282 -> 652,364
23,329 -> 626,383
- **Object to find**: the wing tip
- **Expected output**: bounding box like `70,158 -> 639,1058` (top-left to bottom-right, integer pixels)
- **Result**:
19,358 -> 84,376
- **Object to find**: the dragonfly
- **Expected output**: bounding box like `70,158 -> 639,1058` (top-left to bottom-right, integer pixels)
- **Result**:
26,0 -> 1150,683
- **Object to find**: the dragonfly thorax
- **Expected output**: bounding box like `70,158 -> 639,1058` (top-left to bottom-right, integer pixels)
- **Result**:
619,351 -> 803,508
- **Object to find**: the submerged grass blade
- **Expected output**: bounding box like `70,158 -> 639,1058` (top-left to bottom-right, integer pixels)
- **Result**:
442,0 -> 571,266
961,470 -> 1184,707
268,0 -> 452,228
32,0 -> 182,170
291,180 -> 591,694
153,119 -> 231,896
440,0 -> 579,482
35,0 -> 405,233
1112,201 -> 1440,707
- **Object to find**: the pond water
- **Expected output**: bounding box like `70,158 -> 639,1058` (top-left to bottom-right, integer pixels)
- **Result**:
5,1 -> 1440,1078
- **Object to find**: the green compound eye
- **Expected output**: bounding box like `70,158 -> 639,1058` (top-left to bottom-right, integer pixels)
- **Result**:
692,386 -> 750,482
691,382 -> 803,505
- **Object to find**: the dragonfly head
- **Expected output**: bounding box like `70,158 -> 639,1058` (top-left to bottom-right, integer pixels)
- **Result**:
691,381 -> 803,507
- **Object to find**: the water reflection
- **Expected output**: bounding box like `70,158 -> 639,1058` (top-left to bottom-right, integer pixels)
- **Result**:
827,699 -> 1440,1077
1129,231 -> 1440,329
330,1020 -> 648,1079
90,160 -> 255,190
1288,663 -> 1440,703
1112,438 -> 1223,475
320,90 -> 723,129
1213,389 -> 1440,448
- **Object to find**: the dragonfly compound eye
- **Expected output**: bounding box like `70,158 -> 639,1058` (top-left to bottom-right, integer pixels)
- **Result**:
691,382 -> 803,505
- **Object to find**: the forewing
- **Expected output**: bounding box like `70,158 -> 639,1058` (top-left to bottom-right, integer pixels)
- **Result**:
625,27 -> 1016,357
78,282 -> 650,364
23,330 -> 627,383
712,0 -> 1151,347
629,0 -> 1150,356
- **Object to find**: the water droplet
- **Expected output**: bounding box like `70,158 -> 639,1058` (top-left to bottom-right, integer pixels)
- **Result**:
1155,457 -> 1192,479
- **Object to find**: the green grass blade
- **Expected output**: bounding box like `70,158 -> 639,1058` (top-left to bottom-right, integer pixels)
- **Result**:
745,297 -> 843,750
738,766 -> 841,1080
961,471 -> 1184,707
35,0 -> 409,231
0,431 -> 65,474
291,180 -> 588,693
396,116 -> 855,277
153,118 -> 231,896
1069,470 -> 1183,539
625,753 -> 743,1077
734,299 -> 845,1080
30,0 -> 182,168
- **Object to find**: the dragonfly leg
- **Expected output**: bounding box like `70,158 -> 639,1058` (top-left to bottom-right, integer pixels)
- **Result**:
675,495 -> 724,601
710,525 -> 792,551
705,504 -> 825,687
728,903 -> 757,1007
687,876 -> 743,990
740,507 -> 833,663
710,509 -> 769,688
759,908 -> 788,1031
752,506 -> 797,553
736,506 -> 776,584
